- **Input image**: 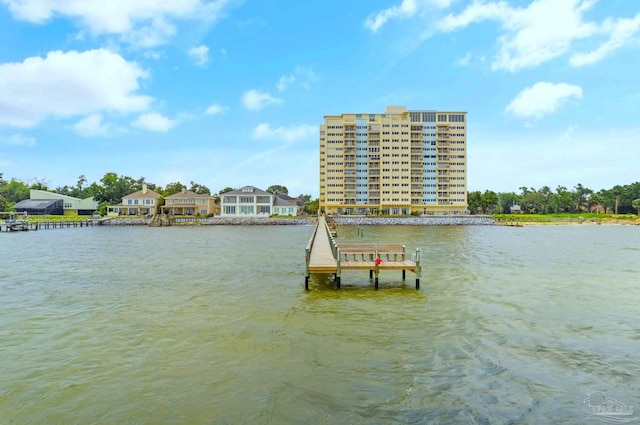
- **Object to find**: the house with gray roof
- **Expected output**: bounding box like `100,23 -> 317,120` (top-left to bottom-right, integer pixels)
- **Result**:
220,185 -> 300,217
20,190 -> 98,215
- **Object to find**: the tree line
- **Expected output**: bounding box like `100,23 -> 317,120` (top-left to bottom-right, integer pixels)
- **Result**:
0,172 -> 318,214
2,171 -> 638,215
468,182 -> 640,215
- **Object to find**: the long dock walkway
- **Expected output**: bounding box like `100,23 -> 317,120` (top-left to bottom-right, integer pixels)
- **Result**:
305,216 -> 421,290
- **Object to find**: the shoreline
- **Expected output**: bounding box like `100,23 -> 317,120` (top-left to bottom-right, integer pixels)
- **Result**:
100,216 -> 496,226
98,215 -> 638,226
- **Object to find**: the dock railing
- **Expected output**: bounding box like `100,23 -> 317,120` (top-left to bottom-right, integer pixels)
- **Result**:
305,215 -> 422,290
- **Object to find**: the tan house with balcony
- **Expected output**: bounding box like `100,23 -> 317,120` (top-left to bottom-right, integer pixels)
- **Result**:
107,184 -> 162,216
161,188 -> 219,216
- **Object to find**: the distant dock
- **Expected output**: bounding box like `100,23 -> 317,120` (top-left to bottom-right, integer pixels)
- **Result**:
0,212 -> 97,232
304,216 -> 422,290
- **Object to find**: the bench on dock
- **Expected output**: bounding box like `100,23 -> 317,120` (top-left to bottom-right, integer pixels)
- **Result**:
336,243 -> 420,289
337,244 -> 413,268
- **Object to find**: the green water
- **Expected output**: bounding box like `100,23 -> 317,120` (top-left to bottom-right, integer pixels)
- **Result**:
1,224 -> 639,424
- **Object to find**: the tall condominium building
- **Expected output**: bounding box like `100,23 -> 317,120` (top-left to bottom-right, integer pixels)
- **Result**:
319,106 -> 468,216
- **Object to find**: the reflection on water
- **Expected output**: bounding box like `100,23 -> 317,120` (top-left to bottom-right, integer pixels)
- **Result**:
1,224 -> 639,424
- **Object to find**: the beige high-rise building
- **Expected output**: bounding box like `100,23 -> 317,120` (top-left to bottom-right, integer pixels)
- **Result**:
319,106 -> 468,216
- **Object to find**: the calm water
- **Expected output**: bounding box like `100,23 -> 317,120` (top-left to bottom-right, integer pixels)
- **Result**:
1,223 -> 639,424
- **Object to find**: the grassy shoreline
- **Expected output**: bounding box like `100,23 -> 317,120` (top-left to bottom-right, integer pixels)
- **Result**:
493,213 -> 640,226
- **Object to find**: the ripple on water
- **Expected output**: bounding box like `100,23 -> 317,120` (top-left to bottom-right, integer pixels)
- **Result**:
0,224 -> 639,424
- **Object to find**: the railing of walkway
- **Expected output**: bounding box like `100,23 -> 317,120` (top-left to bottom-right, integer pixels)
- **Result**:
304,219 -> 320,283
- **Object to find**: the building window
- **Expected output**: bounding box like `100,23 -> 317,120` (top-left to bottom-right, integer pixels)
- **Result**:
240,196 -> 253,203
224,206 -> 236,214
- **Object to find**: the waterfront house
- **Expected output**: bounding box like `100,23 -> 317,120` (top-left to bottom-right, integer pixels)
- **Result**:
161,188 -> 219,216
15,190 -> 98,216
220,186 -> 300,217
107,184 -> 161,216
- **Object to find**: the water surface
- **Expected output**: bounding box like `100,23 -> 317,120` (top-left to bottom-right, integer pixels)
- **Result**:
1,224 -> 639,424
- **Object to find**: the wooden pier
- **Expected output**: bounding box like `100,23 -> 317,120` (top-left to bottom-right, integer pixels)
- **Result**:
305,216 -> 421,290
1,212 -> 97,232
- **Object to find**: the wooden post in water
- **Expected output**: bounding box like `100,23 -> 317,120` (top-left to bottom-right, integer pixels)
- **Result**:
374,256 -> 381,290
415,248 -> 421,290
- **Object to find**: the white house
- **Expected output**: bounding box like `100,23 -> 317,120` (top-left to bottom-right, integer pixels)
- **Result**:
220,186 -> 300,217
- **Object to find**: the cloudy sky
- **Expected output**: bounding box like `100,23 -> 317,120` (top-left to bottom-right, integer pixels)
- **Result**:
0,0 -> 638,197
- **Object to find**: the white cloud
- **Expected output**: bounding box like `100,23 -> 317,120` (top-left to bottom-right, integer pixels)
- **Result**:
0,48 -> 151,129
438,0 -> 598,72
1,0 -> 231,47
205,104 -> 226,115
457,51 -> 472,66
506,82 -> 583,120
252,123 -> 316,143
276,75 -> 295,92
188,44 -> 209,66
132,112 -> 176,132
0,134 -> 36,146
570,13 -> 640,66
73,114 -> 112,137
365,0 -> 452,32
143,50 -> 165,60
276,66 -> 318,92
241,89 -> 282,110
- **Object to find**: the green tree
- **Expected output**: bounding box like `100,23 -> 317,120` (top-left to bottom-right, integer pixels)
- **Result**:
588,193 -> 604,212
164,182 -> 186,196
77,174 -> 87,193
497,192 -> 520,214
189,181 -> 211,195
555,186 -> 573,213
91,172 -> 142,204
266,185 -> 288,196
305,198 -> 319,215
612,185 -> 623,214
573,183 -> 593,212
632,199 -> 640,215
467,191 -> 482,214
0,178 -> 30,203
481,190 -> 499,214
29,178 -> 49,191
538,186 -> 553,214
297,194 -> 312,204
218,187 -> 235,194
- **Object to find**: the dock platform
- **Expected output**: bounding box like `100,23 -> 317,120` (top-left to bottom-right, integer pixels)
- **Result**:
305,216 -> 421,290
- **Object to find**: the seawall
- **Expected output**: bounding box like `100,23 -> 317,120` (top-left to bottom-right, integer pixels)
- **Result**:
100,216 -> 495,226
334,216 -> 495,226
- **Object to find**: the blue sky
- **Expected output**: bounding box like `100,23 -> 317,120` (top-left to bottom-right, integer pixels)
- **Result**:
0,0 -> 638,197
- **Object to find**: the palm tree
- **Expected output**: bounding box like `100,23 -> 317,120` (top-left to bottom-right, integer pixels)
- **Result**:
632,199 -> 640,215
613,185 -> 623,214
